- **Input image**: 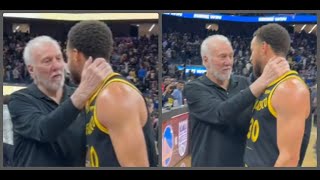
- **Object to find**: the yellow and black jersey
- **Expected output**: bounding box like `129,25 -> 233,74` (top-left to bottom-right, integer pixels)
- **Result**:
85,73 -> 158,167
244,70 -> 311,167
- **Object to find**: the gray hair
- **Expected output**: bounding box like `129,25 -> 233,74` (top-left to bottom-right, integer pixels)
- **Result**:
23,35 -> 61,66
200,34 -> 232,59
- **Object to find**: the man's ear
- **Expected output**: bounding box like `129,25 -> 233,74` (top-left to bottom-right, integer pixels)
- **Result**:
261,41 -> 271,55
202,56 -> 208,66
75,51 -> 88,73
27,65 -> 34,79
70,48 -> 79,62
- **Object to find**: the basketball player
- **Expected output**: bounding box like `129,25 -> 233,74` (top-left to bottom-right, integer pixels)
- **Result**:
66,20 -> 158,167
184,34 -> 289,167
244,23 -> 311,167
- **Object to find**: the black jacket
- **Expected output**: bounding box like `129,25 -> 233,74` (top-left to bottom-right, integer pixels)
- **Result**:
8,83 -> 86,167
184,75 -> 256,167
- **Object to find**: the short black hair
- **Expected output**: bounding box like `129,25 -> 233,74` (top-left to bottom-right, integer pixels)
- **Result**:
253,23 -> 291,56
67,20 -> 113,61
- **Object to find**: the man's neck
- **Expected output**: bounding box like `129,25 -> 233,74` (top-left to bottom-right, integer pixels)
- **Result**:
263,54 -> 282,70
37,84 -> 64,104
206,74 -> 229,91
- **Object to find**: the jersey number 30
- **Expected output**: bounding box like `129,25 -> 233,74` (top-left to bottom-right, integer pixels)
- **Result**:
247,118 -> 260,142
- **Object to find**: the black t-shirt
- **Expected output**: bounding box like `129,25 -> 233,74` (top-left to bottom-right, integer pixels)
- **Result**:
8,83 -> 86,167
184,74 -> 256,167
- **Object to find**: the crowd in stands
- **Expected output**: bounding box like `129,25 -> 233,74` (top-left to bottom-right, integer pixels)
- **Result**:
162,28 -> 317,120
3,31 -> 160,125
162,29 -> 317,88
3,27 -> 318,125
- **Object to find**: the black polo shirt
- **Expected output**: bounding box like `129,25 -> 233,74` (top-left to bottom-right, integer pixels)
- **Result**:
183,74 -> 256,167
8,83 -> 86,167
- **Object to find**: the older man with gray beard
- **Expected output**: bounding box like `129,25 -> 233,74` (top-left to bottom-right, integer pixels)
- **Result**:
8,36 -> 113,167
183,34 -> 290,167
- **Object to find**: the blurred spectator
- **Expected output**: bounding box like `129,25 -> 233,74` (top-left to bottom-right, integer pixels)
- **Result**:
311,84 -> 317,125
162,83 -> 175,108
171,80 -> 185,107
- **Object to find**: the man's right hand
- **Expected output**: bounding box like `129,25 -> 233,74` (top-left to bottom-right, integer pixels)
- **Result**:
71,57 -> 113,109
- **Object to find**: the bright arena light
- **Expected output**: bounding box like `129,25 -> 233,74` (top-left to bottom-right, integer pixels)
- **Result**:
3,13 -> 159,21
